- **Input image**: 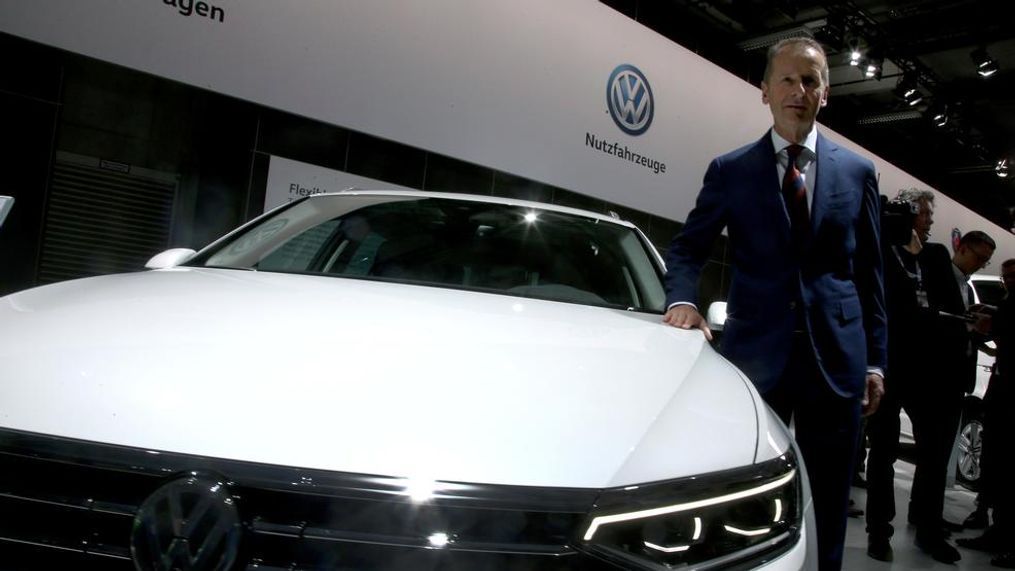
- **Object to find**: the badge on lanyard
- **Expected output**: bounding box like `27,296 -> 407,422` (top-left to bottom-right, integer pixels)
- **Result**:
893,246 -> 928,308
915,287 -> 929,309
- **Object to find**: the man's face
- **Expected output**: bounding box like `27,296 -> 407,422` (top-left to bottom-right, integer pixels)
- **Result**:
1001,264 -> 1015,293
761,46 -> 829,141
913,200 -> 934,243
955,242 -> 994,275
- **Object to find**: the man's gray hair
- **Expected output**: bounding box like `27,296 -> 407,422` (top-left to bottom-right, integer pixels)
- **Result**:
897,188 -> 935,206
763,37 -> 829,85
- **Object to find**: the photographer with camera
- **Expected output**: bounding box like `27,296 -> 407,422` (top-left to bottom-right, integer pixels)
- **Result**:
865,190 -> 991,563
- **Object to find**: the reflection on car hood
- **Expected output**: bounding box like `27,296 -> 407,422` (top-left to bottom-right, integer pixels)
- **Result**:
0,268 -> 760,488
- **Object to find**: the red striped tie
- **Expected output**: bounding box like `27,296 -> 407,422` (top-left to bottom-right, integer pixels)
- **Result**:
782,144 -> 810,250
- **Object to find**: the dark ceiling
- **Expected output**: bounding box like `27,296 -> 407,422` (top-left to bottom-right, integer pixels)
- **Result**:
602,0 -> 1015,233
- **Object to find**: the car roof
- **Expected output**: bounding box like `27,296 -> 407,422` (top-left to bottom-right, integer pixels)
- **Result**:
307,189 -> 639,229
970,273 -> 1000,282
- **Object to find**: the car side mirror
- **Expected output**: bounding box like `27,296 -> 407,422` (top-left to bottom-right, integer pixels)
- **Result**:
145,248 -> 197,269
0,196 -> 13,229
706,301 -> 728,332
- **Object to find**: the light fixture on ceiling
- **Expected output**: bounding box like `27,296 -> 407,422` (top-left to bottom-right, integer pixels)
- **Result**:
846,37 -> 863,67
864,62 -> 883,80
928,104 -> 949,127
862,49 -> 884,80
997,158 -> 1010,179
972,47 -> 1000,78
895,75 -> 923,106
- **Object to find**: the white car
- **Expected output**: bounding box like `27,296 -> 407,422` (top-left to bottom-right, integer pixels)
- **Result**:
0,191 -> 813,570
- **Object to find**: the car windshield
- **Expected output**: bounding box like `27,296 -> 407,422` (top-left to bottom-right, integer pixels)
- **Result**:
186,194 -> 667,312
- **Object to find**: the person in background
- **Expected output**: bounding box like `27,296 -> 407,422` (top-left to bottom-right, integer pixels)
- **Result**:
865,189 -> 952,562
905,230 -> 994,562
958,258 -> 1015,568
661,37 -> 885,571
961,261 -> 1015,532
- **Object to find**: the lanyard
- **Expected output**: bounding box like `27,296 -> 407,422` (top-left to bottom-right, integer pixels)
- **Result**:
893,246 -> 930,309
891,246 -> 922,287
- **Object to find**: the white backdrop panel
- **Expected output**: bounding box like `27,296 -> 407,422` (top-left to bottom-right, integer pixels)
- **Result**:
0,0 -> 1009,259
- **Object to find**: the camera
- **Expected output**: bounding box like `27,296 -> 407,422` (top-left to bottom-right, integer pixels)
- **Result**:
881,195 -> 918,246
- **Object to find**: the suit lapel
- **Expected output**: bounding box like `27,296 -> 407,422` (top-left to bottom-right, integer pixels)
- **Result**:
811,132 -> 837,235
947,263 -> 966,312
754,132 -> 791,245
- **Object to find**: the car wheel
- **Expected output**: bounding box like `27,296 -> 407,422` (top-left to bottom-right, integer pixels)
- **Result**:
956,410 -> 983,491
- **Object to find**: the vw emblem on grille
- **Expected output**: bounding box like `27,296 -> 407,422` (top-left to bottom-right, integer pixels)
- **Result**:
131,473 -> 242,571
606,64 -> 654,136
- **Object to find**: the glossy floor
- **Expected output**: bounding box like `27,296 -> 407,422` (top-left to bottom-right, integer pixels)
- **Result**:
843,460 -> 996,570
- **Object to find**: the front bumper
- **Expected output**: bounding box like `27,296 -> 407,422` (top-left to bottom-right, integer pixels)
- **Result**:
0,428 -> 808,570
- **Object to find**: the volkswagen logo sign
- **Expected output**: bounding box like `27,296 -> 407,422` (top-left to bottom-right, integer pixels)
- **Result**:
606,64 -> 654,136
131,473 -> 242,571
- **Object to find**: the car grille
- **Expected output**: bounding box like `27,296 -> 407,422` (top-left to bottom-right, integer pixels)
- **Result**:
0,428 -> 613,570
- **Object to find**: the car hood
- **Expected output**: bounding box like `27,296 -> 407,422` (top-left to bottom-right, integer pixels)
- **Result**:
0,268 -> 763,489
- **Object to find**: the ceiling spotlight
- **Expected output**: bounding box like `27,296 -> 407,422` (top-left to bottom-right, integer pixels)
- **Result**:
864,61 -> 883,80
847,37 -> 863,66
862,50 -> 884,80
895,75 -> 923,106
972,47 -> 1000,78
998,158 -> 1010,179
929,104 -> 949,127
979,60 -> 1000,78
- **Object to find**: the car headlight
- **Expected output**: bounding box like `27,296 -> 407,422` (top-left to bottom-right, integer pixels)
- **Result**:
579,452 -> 801,570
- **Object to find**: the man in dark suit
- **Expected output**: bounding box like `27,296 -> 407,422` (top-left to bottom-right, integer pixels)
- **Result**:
922,231 -> 994,394
958,258 -> 1015,568
662,37 -> 886,571
896,231 -> 994,557
865,191 -> 973,563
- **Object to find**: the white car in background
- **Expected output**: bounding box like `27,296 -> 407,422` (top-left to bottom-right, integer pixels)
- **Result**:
0,191 -> 813,570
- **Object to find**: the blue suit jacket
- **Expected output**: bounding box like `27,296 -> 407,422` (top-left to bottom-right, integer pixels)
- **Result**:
664,131 -> 887,398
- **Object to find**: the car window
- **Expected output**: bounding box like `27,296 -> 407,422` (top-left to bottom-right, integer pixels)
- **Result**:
188,195 -> 667,312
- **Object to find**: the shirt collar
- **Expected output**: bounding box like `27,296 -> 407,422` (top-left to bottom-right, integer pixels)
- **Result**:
771,126 -> 818,157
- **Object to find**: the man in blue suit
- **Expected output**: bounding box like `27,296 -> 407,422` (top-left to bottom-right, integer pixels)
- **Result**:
662,37 -> 887,571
